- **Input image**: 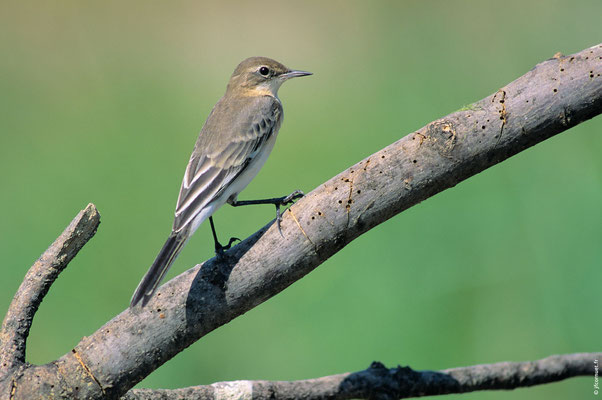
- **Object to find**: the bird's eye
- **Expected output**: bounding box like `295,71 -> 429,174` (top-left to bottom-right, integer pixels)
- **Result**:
259,66 -> 270,76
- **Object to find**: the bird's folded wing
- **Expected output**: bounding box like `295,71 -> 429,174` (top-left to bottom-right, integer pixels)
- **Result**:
172,99 -> 281,232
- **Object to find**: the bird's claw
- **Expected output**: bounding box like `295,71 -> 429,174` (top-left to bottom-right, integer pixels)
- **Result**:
215,237 -> 241,256
275,190 -> 304,237
282,189 -> 304,205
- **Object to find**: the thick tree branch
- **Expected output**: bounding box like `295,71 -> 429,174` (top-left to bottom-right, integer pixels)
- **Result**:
0,204 -> 100,373
1,43 -> 600,399
123,352 -> 600,399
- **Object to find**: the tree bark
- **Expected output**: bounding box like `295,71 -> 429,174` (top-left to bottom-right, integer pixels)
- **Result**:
0,204 -> 100,373
123,353 -> 600,400
1,43 -> 600,399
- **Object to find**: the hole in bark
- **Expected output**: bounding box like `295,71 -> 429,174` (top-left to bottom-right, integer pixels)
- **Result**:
553,88 -> 558,93
318,211 -> 322,215
357,190 -> 361,194
482,125 -> 486,129
338,200 -> 342,204
560,68 -> 564,71
412,159 -> 417,163
311,216 -> 315,220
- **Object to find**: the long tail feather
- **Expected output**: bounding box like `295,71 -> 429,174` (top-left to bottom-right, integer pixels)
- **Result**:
130,232 -> 186,308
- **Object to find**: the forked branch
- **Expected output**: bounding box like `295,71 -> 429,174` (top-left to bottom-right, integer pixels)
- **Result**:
0,43 -> 600,399
0,204 -> 100,373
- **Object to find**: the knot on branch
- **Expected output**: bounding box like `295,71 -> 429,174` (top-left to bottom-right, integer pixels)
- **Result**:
340,361 -> 422,400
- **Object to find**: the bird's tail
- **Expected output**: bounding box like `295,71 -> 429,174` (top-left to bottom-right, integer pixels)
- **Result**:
130,231 -> 186,308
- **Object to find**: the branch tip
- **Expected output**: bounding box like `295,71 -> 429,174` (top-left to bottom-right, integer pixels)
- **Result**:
0,204 -> 101,371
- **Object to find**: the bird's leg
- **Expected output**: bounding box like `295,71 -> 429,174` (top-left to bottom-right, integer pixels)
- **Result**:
209,216 -> 240,255
229,190 -> 304,236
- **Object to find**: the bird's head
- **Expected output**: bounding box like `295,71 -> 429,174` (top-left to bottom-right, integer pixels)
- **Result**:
227,57 -> 312,97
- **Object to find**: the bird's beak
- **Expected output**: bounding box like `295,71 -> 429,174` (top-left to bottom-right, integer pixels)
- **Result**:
280,70 -> 313,80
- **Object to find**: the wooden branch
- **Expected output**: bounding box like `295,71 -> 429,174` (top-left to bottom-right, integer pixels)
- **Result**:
122,352 -> 600,399
1,43 -> 600,399
0,204 -> 100,373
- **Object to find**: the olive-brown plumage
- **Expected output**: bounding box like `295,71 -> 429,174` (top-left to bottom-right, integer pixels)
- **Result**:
130,57 -> 311,308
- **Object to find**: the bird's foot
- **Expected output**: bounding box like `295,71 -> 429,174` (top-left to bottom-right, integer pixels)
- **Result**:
275,190 -> 304,236
215,237 -> 240,257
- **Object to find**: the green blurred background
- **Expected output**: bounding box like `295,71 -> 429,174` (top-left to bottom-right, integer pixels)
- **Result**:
1,1 -> 600,398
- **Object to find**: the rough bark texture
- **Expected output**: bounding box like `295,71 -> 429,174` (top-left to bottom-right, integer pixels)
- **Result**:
0,43 -> 600,399
122,353 -> 600,400
0,204 -> 100,372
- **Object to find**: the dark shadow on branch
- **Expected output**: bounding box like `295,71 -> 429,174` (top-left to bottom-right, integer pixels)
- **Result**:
122,353 -> 600,399
1,43 -> 601,399
184,226 -> 269,336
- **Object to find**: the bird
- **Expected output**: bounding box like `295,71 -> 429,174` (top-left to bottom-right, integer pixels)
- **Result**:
130,57 -> 312,308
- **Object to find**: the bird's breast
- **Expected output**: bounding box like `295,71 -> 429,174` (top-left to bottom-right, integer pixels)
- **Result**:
223,124 -> 280,202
